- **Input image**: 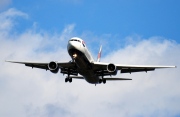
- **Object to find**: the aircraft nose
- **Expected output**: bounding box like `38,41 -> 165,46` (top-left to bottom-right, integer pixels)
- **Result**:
67,40 -> 77,50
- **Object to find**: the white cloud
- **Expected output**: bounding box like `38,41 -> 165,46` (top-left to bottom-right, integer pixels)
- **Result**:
0,0 -> 11,10
0,8 -> 28,36
0,8 -> 180,117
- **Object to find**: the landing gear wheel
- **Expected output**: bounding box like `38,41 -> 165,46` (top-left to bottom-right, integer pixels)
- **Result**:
103,79 -> 106,84
65,77 -> 72,83
99,79 -> 102,84
65,78 -> 69,83
69,78 -> 72,83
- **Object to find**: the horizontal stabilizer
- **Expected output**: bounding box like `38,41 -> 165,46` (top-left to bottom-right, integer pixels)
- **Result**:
104,78 -> 132,80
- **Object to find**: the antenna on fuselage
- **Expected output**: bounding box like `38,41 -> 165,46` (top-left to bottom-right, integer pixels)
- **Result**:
97,45 -> 102,62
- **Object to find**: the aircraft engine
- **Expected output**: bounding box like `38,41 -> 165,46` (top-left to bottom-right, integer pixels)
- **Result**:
48,61 -> 59,73
107,63 -> 117,73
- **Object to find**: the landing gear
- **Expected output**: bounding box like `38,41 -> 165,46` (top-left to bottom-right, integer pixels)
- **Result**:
103,79 -> 106,84
65,78 -> 68,82
99,71 -> 106,84
99,78 -> 106,84
65,77 -> 72,83
65,69 -> 72,83
99,79 -> 102,83
69,78 -> 72,83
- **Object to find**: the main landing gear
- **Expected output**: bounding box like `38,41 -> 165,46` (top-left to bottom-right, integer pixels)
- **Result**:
65,69 -> 72,83
99,72 -> 106,84
65,77 -> 72,83
99,78 -> 106,84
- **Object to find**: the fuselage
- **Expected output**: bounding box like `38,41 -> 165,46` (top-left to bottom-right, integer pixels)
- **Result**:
67,37 -> 99,84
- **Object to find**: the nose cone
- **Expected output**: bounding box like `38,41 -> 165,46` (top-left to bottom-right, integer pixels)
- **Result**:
67,37 -> 82,51
67,40 -> 76,51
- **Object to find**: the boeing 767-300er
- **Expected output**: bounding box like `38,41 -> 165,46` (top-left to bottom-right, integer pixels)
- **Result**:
6,37 -> 176,84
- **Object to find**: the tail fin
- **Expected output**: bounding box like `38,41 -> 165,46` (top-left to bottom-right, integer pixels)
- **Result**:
97,45 -> 102,62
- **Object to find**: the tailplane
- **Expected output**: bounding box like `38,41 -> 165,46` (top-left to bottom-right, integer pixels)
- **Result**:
97,45 -> 102,62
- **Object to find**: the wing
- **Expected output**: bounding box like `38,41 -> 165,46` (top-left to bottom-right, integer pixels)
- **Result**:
6,60 -> 77,75
93,62 -> 176,74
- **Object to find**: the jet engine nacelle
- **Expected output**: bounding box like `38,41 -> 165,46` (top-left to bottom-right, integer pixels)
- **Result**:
48,61 -> 59,73
107,63 -> 117,73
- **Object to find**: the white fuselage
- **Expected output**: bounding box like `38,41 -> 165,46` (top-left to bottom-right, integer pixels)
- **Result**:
67,37 -> 100,84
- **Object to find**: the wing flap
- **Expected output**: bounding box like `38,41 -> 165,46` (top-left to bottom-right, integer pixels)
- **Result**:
121,68 -> 155,73
25,64 -> 48,70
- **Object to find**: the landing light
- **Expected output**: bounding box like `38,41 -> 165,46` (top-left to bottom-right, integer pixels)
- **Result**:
73,53 -> 77,59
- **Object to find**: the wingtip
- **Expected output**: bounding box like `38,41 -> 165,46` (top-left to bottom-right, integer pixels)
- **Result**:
5,60 -> 18,63
5,60 -> 12,63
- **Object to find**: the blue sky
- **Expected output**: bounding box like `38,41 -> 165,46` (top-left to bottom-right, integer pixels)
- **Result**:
1,0 -> 180,117
7,0 -> 180,42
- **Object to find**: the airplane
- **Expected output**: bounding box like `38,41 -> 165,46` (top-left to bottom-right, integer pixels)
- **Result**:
6,37 -> 176,85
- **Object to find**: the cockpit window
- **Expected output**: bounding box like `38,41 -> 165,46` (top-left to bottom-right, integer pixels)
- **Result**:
70,39 -> 81,43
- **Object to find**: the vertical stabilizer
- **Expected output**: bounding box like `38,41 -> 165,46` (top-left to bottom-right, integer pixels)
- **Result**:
97,45 -> 102,62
